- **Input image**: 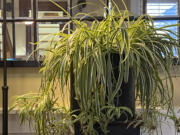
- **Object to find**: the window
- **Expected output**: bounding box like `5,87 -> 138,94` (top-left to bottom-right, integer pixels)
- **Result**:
146,0 -> 179,56
154,20 -> 178,38
147,2 -> 178,16
1,0 -> 69,61
0,0 -> 107,64
1,0 -> 180,65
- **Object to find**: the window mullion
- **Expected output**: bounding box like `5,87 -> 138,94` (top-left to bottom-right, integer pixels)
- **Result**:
33,0 -> 37,60
12,0 -> 16,59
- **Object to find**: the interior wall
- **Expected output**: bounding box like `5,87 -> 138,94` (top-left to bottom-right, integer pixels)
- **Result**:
0,68 -> 41,108
0,67 -> 70,109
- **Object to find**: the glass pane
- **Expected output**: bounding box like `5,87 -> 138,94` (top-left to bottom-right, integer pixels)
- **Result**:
38,22 -> 67,57
154,20 -> 178,38
15,22 -> 34,60
0,0 -> 2,18
154,20 -> 178,56
2,22 -> 34,60
147,0 -> 178,16
37,0 -> 68,19
130,0 -> 142,16
5,0 -> 33,18
72,0 -> 105,17
1,23 -> 10,59
3,23 -> 13,60
17,0 -> 33,18
6,0 -> 12,18
112,0 -> 131,11
108,0 -> 142,16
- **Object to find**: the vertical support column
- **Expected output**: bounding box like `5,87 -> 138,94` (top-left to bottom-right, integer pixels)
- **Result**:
178,0 -> 180,19
178,0 -> 180,47
178,0 -> 180,65
69,0 -> 74,114
2,0 -> 9,134
12,0 -> 16,59
106,0 -> 109,15
33,0 -> 37,60
142,0 -> 147,14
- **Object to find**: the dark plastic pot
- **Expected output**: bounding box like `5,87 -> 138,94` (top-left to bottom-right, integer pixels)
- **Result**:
111,53 -> 135,120
71,53 -> 139,135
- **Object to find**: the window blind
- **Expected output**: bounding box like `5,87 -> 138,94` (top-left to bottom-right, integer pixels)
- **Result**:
147,3 -> 178,16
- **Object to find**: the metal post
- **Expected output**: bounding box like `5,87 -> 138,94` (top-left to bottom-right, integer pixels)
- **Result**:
2,0 -> 9,134
69,0 -> 74,112
179,0 -> 180,18
33,0 -> 37,60
106,0 -> 109,13
178,0 -> 180,54
12,0 -> 16,59
142,0 -> 147,14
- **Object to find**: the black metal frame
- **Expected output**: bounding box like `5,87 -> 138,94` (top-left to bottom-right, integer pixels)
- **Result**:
0,0 -> 179,65
2,0 -> 8,134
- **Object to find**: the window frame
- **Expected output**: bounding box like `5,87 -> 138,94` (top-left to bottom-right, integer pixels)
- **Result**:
1,0 -> 180,67
143,0 -> 180,60
1,0 -> 71,66
0,0 -> 106,67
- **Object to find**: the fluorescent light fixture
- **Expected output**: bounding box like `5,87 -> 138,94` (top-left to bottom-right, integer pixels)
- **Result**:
24,21 -> 34,25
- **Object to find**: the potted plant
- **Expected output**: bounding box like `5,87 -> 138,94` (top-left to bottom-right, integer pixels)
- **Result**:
11,1 -> 180,135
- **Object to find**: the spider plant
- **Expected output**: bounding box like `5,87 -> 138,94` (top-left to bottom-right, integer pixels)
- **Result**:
11,1 -> 180,135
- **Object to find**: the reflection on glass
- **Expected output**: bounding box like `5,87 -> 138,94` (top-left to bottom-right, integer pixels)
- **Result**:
147,0 -> 178,16
15,22 -> 33,60
1,22 -> 34,60
100,0 -> 142,17
130,0 -> 141,16
6,0 -> 12,18
37,0 -> 68,19
5,23 -> 13,59
72,0 -> 104,17
5,0 -> 33,18
38,22 -> 65,57
154,20 -> 178,56
18,0 -> 33,18
154,20 -> 178,38
16,23 -> 26,57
